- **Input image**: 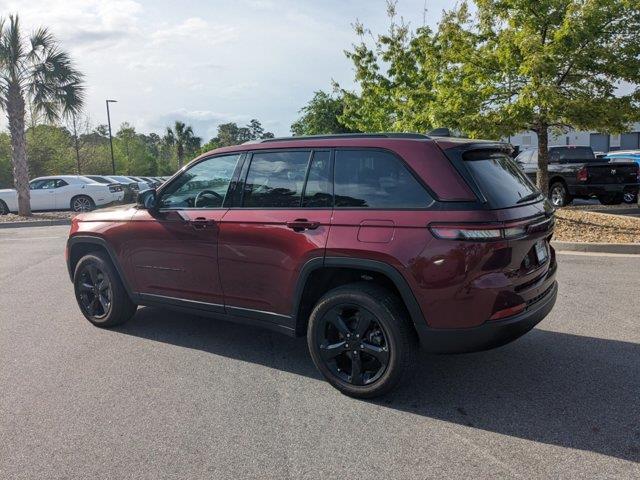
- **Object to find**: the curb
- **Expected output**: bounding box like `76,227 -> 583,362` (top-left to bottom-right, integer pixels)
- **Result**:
552,240 -> 640,255
0,219 -> 71,229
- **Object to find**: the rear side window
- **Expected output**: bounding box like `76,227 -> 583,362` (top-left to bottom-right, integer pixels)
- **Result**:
334,149 -> 433,208
550,147 -> 595,162
243,151 -> 310,207
464,152 -> 540,207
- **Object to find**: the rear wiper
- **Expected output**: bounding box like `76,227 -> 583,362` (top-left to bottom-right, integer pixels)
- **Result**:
516,191 -> 542,204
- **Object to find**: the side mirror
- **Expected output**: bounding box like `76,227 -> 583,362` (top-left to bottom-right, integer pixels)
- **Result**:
137,188 -> 157,210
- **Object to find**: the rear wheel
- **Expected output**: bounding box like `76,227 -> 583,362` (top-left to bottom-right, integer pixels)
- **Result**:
73,252 -> 137,327
622,192 -> 637,204
549,182 -> 571,207
307,283 -> 417,398
598,193 -> 623,205
71,195 -> 95,212
0,200 -> 8,215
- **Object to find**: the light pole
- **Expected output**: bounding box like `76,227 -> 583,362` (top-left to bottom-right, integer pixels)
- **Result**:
106,99 -> 117,174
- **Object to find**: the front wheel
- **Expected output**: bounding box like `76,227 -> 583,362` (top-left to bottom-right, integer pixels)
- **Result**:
0,200 -> 8,215
73,252 -> 137,327
307,283 -> 417,398
623,192 -> 638,204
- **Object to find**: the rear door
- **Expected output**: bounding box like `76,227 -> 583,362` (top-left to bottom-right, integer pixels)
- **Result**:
218,149 -> 333,325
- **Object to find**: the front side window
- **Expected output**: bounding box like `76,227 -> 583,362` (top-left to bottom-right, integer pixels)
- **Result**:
30,179 -> 58,190
242,151 -> 310,207
334,149 -> 433,208
159,153 -> 241,209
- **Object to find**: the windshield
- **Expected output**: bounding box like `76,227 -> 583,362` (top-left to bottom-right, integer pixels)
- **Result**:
464,152 -> 541,208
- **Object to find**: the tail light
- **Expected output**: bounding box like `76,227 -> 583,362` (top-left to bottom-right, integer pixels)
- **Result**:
429,223 -> 527,241
577,167 -> 588,182
108,185 -> 123,192
130,183 -> 139,190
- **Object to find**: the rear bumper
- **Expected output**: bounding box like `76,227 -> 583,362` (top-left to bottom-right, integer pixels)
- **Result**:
417,281 -> 558,354
570,183 -> 639,197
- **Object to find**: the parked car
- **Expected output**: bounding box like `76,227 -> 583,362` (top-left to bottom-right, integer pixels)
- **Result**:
67,133 -> 558,398
515,146 -> 639,206
126,176 -> 152,190
138,176 -> 162,188
107,175 -> 148,193
604,150 -> 640,203
0,175 -> 124,214
85,175 -> 137,203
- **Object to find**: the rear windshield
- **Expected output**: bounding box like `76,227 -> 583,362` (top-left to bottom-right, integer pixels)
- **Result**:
549,147 -> 595,162
464,152 -> 541,208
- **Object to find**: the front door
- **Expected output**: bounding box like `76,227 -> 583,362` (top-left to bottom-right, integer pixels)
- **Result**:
218,149 -> 333,324
29,179 -> 57,210
127,153 -> 242,308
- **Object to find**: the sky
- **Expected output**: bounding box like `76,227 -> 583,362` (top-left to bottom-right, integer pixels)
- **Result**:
0,0 -> 452,140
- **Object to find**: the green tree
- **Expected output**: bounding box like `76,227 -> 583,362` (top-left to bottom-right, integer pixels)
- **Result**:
163,121 -> 201,168
339,0 -> 640,194
291,90 -> 357,135
202,119 -> 274,151
0,132 -> 12,188
0,15 -> 84,215
26,124 -> 74,177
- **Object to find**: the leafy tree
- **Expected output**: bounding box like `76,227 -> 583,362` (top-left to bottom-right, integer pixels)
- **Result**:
0,132 -> 12,188
202,119 -> 274,151
0,15 -> 84,215
164,121 -> 201,168
339,0 -> 640,194
291,90 -> 358,135
26,124 -> 74,177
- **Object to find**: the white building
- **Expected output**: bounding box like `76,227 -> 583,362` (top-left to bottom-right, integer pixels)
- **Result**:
506,122 -> 640,154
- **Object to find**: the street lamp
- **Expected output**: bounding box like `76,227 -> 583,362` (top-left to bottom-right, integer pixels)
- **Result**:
106,99 -> 117,174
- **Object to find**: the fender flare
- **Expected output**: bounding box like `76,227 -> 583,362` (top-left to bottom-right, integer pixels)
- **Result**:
292,256 -> 428,339
67,235 -> 135,297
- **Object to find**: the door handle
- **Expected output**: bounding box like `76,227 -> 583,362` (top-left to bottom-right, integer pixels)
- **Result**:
286,219 -> 320,232
189,217 -> 215,229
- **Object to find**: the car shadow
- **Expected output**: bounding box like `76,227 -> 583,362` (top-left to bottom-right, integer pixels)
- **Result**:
114,306 -> 640,462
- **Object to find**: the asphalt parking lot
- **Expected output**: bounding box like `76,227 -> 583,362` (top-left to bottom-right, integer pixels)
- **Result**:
1,226 -> 639,479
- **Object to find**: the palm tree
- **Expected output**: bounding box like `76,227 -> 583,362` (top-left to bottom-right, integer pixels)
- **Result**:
163,121 -> 201,168
0,15 -> 84,215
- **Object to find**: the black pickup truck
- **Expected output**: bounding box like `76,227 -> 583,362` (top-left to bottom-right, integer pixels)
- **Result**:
515,146 -> 639,206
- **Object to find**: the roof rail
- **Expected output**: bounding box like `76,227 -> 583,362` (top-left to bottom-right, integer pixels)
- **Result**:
257,132 -> 431,143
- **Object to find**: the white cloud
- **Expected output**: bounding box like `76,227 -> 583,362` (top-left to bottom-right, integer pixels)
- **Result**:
0,0 -> 439,137
150,17 -> 237,45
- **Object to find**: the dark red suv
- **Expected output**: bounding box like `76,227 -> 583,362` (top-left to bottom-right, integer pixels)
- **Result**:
67,133 -> 557,397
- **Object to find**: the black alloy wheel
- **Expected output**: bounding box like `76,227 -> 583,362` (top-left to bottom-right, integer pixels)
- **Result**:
77,263 -> 112,320
73,253 -> 137,327
308,283 -> 417,398
317,303 -> 390,386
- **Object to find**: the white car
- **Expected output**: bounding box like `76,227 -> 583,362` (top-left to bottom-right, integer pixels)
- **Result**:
0,175 -> 125,214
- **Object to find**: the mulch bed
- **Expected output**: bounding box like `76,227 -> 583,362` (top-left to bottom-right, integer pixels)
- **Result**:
0,211 -> 77,223
554,209 -> 640,243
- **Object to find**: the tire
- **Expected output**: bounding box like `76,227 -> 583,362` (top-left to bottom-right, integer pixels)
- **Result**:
622,192 -> 637,204
71,195 -> 95,212
307,282 -> 418,398
598,194 -> 623,205
549,181 -> 571,207
0,200 -> 8,215
73,252 -> 137,327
